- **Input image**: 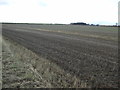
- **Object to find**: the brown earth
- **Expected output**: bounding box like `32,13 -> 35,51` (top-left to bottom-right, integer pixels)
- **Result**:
2,24 -> 118,88
2,37 -> 88,88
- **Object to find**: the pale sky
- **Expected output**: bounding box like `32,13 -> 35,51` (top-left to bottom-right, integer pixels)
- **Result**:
0,0 -> 119,25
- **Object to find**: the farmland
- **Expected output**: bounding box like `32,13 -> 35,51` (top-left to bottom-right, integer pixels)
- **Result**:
2,24 -> 118,88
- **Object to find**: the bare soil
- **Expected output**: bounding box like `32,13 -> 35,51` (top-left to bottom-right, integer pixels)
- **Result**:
2,37 -> 88,88
2,24 -> 118,88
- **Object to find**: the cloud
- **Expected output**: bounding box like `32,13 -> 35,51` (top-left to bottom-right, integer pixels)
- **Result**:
0,0 -> 8,5
38,0 -> 47,7
0,0 -> 119,24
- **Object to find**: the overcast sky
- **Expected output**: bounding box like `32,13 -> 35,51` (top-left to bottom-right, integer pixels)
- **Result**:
0,0 -> 119,25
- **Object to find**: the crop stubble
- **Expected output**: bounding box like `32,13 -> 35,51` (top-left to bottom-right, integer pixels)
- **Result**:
2,24 -> 118,88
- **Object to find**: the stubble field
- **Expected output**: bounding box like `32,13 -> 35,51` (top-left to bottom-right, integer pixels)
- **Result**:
2,24 -> 118,88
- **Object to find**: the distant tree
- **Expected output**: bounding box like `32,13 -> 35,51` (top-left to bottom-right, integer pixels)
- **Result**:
70,22 -> 88,25
91,24 -> 94,26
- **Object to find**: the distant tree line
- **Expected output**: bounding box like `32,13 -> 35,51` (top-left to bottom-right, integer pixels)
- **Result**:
70,22 -> 119,27
2,22 -> 66,25
70,22 -> 99,26
2,22 -> 119,27
70,22 -> 89,25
